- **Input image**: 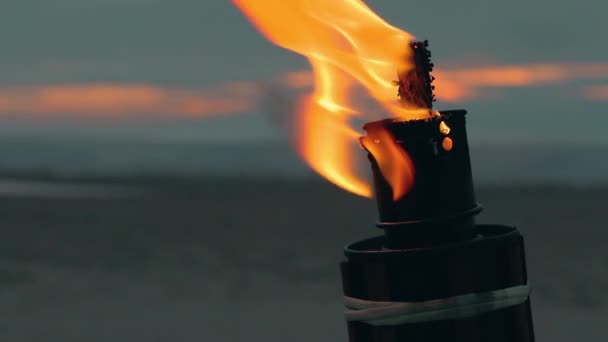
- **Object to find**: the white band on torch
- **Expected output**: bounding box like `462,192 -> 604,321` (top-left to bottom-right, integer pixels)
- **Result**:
344,284 -> 530,326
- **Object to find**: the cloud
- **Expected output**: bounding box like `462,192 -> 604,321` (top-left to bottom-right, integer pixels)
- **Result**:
581,85 -> 608,101
434,63 -> 608,102
0,82 -> 257,120
1,61 -> 607,122
276,62 -> 608,103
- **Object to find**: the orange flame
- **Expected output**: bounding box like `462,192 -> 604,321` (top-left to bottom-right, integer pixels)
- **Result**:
233,0 -> 427,197
360,124 -> 415,200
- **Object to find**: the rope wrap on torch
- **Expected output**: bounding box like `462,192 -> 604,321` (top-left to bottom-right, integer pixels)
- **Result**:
344,284 -> 530,326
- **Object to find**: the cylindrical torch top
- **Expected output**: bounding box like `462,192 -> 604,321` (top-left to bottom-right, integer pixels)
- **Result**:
363,110 -> 481,249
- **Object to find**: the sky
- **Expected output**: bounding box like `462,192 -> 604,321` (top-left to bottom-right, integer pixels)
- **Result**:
1,0 -> 607,144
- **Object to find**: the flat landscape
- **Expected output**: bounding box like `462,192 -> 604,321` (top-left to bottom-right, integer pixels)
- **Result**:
0,178 -> 605,341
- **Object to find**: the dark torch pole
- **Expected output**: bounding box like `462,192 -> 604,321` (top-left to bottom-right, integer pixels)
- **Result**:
339,41 -> 535,341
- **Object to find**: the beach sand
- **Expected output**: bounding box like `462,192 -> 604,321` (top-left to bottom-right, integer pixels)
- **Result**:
0,179 -> 605,341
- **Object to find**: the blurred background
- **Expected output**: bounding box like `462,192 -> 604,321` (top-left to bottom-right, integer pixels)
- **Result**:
0,0 -> 606,341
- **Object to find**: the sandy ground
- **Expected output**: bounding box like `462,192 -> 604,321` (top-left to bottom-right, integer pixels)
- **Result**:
0,179 -> 605,341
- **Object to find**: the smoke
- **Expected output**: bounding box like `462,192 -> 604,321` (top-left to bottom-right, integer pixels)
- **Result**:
258,81 -> 305,144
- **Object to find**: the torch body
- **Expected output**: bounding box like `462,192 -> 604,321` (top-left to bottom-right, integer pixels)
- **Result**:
341,110 -> 535,341
341,225 -> 535,342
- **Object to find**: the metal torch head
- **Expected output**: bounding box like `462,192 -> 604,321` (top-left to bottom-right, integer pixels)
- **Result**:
363,111 -> 481,249
362,41 -> 481,249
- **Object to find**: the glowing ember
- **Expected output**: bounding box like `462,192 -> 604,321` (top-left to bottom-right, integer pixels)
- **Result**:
442,137 -> 454,151
232,0 -> 429,197
439,121 -> 451,135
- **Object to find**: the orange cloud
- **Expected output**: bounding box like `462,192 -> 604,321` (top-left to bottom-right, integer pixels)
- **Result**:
581,85 -> 608,101
0,82 -> 257,120
280,71 -> 314,89
1,61 -> 607,121
435,63 -> 608,102
276,62 -> 608,103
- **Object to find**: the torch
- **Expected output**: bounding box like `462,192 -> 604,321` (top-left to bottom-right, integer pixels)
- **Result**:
229,1 -> 535,340
341,41 -> 535,341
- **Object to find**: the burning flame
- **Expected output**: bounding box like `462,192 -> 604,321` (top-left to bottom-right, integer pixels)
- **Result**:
232,0 -> 427,198
360,125 -> 415,200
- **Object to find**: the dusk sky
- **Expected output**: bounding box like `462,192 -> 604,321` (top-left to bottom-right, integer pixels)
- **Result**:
2,0 -> 607,144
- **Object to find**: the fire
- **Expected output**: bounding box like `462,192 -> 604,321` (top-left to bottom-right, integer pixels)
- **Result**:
360,124 -> 415,200
232,0 -> 428,198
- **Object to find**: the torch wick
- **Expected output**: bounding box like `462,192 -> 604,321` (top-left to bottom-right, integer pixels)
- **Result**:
397,40 -> 436,109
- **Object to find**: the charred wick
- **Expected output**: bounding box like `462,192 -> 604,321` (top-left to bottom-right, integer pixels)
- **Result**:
397,40 -> 436,109
340,40 -> 536,341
